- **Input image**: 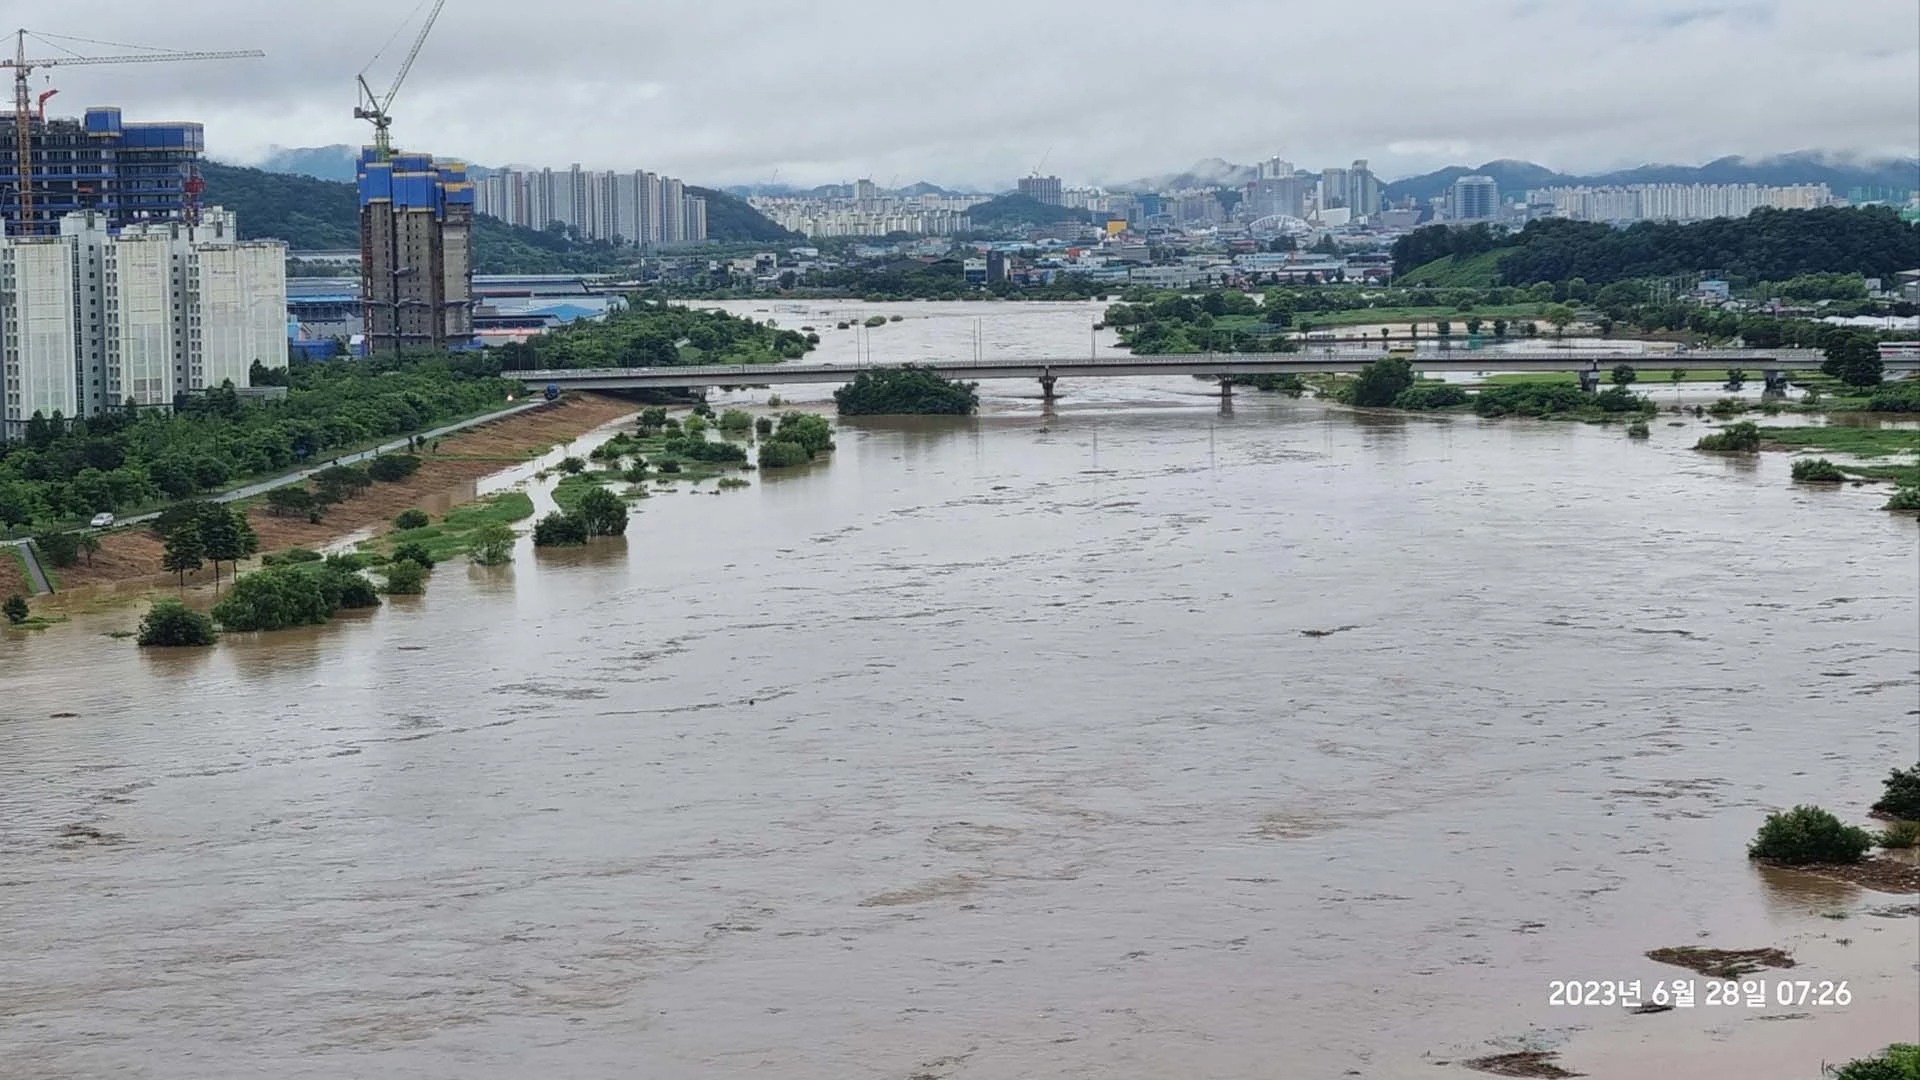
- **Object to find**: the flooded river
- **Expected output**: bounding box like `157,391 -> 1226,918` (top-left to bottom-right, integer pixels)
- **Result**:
3,302 -> 1917,1079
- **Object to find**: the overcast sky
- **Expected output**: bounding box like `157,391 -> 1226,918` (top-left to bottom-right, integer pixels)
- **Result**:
27,0 -> 1920,188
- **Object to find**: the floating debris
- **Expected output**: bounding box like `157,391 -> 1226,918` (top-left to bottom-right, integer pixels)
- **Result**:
1645,946 -> 1794,979
1464,1050 -> 1583,1078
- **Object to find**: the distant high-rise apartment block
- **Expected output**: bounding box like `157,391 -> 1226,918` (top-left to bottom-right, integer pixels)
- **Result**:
1450,175 -> 1499,221
0,107 -> 205,237
1345,160 -> 1383,218
358,148 -> 474,354
1258,157 -> 1295,181
0,207 -> 286,436
474,166 -> 708,248
1526,182 -> 1833,223
1018,175 -> 1064,206
1319,167 -> 1350,209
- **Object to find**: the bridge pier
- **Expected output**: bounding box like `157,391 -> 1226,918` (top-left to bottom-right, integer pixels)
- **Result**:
1763,369 -> 1789,395
1218,376 -> 1234,399
1577,367 -> 1601,393
1038,374 -> 1057,403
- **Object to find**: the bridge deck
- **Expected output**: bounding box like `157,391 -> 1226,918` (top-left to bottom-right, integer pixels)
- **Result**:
511,349 -> 1915,390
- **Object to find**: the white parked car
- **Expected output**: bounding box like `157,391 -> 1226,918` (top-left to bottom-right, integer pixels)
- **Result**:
89,512 -> 115,528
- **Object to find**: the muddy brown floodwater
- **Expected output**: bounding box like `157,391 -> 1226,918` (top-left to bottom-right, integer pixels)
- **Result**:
2,302 -> 1917,1079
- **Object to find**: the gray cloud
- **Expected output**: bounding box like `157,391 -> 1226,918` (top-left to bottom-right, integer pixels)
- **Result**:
24,0 -> 1920,188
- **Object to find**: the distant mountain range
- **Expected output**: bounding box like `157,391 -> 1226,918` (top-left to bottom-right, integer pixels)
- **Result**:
1114,152 -> 1920,202
236,145 -> 1919,212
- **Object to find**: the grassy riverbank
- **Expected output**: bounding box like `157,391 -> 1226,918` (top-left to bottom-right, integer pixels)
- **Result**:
363,491 -> 537,564
30,394 -> 637,596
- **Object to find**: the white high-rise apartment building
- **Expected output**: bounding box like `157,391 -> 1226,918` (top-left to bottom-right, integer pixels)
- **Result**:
1527,182 -> 1832,223
474,166 -> 708,247
0,207 -> 286,437
0,237 -> 78,427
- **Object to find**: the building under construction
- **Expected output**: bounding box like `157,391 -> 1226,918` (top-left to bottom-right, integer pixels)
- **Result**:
0,106 -> 205,235
357,148 -> 474,353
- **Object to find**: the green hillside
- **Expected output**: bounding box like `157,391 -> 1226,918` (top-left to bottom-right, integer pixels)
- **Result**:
1397,250 -> 1505,287
198,161 -> 794,267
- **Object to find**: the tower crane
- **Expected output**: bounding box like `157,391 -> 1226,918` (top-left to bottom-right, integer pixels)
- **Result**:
355,0 -> 447,162
3,29 -> 264,231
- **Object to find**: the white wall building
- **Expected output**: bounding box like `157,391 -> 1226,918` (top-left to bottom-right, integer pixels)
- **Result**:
0,238 -> 79,428
0,207 -> 286,437
475,167 -> 708,247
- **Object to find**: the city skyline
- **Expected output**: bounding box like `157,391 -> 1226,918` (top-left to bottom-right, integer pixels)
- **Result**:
40,0 -> 1920,191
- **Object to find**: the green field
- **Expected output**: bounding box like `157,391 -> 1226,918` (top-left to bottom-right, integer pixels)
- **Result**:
369,490 -> 536,563
1478,370 -> 1816,386
1759,426 -> 1920,458
1397,250 -> 1506,288
1299,304 -> 1546,329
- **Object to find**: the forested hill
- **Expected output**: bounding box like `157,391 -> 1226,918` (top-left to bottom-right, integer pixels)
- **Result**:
1391,206 -> 1920,286
198,162 -> 797,263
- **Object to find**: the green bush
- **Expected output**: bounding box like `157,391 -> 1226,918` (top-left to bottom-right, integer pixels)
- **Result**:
1747,805 -> 1872,865
532,511 -> 590,547
468,522 -> 516,566
558,456 -> 586,475
4,593 -> 29,625
622,463 -> 650,483
683,415 -> 709,438
394,509 -> 431,530
754,416 -> 774,436
367,454 -> 422,483
662,437 -> 747,464
323,552 -> 370,573
1350,357 -> 1415,408
390,541 -> 436,570
772,413 -> 835,456
211,566 -> 338,632
1864,382 -> 1920,413
1696,422 -> 1763,452
863,314 -> 888,327
33,531 -> 80,568
1626,421 -> 1650,438
575,486 -> 629,537
1790,458 -> 1846,482
718,409 -> 753,432
328,570 -> 382,609
381,558 -> 428,595
261,548 -> 323,568
1707,397 -> 1747,418
1830,1044 -> 1920,1080
833,367 -> 979,416
1390,384 -> 1469,410
638,407 -> 668,428
137,599 -> 217,647
1877,821 -> 1920,849
758,440 -> 812,468
1872,764 -> 1920,820
1887,487 -> 1920,512
656,460 -> 682,474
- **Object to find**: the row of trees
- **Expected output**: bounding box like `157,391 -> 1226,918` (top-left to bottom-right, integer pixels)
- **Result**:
833,367 -> 979,416
490,300 -> 814,371
0,357 -> 512,530
1392,207 -> 1920,286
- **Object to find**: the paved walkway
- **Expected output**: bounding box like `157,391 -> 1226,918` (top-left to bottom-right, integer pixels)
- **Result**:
1,398 -> 551,596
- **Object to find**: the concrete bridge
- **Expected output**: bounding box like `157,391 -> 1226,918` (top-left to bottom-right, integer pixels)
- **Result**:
517,348 -> 1905,401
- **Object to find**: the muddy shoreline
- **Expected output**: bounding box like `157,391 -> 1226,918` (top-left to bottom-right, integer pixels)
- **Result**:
7,393 -> 637,609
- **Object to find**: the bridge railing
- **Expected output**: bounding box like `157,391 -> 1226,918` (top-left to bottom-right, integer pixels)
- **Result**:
520,348 -> 1815,381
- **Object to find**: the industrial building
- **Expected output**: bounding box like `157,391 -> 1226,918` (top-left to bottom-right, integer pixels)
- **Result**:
357,148 -> 475,353
0,106 -> 206,236
0,206 -> 288,438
